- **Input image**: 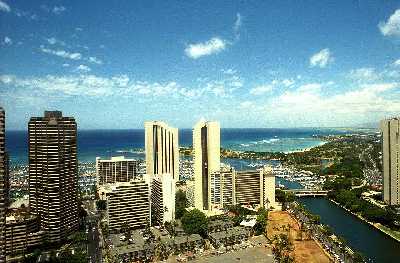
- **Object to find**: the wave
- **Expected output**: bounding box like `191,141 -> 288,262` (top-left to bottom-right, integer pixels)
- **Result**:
115,149 -> 144,154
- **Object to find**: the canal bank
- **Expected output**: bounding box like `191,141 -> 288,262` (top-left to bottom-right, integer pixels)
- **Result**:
276,178 -> 400,262
328,198 -> 400,243
299,197 -> 400,262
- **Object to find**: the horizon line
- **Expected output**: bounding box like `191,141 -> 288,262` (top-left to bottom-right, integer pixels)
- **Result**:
5,126 -> 378,132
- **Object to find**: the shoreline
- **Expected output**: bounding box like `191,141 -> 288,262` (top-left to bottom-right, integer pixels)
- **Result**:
328,198 -> 400,243
283,141 -> 328,154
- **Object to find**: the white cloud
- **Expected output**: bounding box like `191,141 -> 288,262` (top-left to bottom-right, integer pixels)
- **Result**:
88,56 -> 103,65
249,78 -> 296,96
14,9 -> 38,20
53,6 -> 66,15
393,59 -> 400,66
46,37 -> 65,46
281,79 -> 295,87
40,46 -> 82,60
379,9 -> 400,37
47,37 -> 57,45
62,63 -> 70,67
269,82 -> 400,126
234,13 -> 242,39
297,83 -> 322,93
76,65 -> 91,73
310,48 -> 334,68
0,75 -> 14,84
0,74 -> 196,99
348,67 -> 379,82
250,85 -> 273,95
3,36 -> 12,45
0,0 -> 10,12
240,101 -> 253,108
185,37 -> 227,59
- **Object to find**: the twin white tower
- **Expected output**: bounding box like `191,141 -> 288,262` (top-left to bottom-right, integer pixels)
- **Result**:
193,120 -> 221,211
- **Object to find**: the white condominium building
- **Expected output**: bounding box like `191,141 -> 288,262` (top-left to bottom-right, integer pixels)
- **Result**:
208,166 -> 275,209
235,167 -> 275,208
193,120 -> 220,211
96,156 -> 141,185
145,121 -> 179,181
210,169 -> 235,209
98,179 -> 151,233
150,173 -> 175,225
381,118 -> 400,205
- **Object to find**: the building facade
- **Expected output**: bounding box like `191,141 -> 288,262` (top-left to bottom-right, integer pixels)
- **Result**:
381,118 -> 400,205
207,166 -> 275,210
151,173 -> 175,225
0,107 -> 7,263
99,180 -> 151,233
5,214 -> 44,257
28,111 -> 79,243
96,156 -> 141,185
193,120 -> 220,211
210,169 -> 235,209
145,121 -> 179,180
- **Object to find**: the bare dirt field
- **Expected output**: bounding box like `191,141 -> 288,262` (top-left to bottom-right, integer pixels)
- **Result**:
267,211 -> 332,263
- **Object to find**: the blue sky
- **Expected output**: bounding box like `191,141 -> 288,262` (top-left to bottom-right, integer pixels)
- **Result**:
1,0 -> 400,129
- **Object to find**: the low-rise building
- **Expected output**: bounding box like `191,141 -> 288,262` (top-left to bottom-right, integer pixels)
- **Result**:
208,227 -> 249,248
5,212 -> 44,257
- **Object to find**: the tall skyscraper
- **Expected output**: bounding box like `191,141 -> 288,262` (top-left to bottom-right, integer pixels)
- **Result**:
144,121 -> 179,180
381,118 -> 400,205
28,111 -> 78,243
193,120 -> 220,211
0,107 -> 7,263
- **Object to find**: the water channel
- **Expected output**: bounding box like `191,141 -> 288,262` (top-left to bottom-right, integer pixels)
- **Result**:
276,178 -> 400,262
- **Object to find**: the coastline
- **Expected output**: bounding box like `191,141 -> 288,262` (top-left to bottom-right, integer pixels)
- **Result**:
328,198 -> 400,243
283,141 -> 328,154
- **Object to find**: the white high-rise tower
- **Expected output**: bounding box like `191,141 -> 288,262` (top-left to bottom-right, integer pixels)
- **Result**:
193,120 -> 220,211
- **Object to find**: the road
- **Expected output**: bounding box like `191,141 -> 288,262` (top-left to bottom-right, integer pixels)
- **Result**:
84,199 -> 102,263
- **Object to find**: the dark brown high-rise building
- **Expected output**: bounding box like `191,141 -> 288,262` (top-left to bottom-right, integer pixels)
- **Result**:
0,107 -> 7,263
28,111 -> 78,243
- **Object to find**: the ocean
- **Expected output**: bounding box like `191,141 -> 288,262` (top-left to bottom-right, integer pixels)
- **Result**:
6,128 -> 349,165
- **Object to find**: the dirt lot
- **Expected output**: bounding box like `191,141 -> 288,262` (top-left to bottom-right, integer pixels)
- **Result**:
267,211 -> 332,263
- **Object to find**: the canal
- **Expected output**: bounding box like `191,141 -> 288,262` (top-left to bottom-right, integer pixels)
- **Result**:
276,178 -> 400,262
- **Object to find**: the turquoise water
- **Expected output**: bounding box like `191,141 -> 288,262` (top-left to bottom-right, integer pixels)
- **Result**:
6,128 -> 347,164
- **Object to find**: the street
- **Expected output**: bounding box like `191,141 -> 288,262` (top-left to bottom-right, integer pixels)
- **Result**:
84,199 -> 102,263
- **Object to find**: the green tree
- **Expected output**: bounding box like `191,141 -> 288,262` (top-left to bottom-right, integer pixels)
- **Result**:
271,233 -> 295,263
121,221 -> 131,239
96,199 -> 107,210
175,189 -> 188,219
181,209 -> 208,237
255,207 -> 268,236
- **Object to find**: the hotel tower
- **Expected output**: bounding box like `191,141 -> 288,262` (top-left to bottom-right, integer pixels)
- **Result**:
193,120 -> 220,211
28,111 -> 79,243
381,118 -> 400,205
0,107 -> 7,263
144,121 -> 179,180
